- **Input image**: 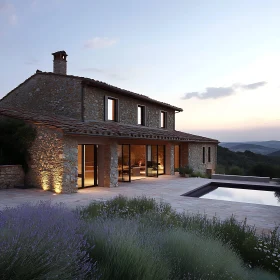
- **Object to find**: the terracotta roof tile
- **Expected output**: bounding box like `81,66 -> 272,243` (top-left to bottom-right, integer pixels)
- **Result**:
0,107 -> 218,143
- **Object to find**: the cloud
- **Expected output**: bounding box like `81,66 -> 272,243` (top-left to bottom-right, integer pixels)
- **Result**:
240,81 -> 267,90
182,81 -> 267,100
84,37 -> 117,49
0,1 -> 17,25
82,67 -> 126,80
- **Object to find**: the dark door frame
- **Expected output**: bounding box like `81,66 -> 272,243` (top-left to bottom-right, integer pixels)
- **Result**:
120,144 -> 131,182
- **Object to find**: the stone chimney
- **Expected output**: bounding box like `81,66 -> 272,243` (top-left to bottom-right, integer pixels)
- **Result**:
52,50 -> 68,75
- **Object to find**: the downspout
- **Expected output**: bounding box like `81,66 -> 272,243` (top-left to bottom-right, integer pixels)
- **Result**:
81,83 -> 85,122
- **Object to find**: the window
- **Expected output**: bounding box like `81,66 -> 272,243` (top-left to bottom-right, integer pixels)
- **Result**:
160,111 -> 167,128
138,105 -> 146,125
202,147 -> 206,164
105,97 -> 118,121
208,147 -> 211,163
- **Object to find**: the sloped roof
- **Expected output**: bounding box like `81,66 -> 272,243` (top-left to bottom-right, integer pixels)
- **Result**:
1,71 -> 183,112
0,107 -> 218,143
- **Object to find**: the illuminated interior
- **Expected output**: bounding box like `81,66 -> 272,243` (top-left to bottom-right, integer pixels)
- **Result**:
108,98 -> 116,121
78,144 -> 98,188
118,144 -> 165,182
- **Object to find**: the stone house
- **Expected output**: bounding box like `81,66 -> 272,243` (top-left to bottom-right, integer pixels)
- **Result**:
0,51 -> 218,193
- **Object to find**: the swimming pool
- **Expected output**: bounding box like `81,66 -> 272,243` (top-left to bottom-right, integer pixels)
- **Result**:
185,183 -> 280,206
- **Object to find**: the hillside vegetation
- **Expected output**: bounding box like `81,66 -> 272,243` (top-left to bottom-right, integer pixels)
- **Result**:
268,150 -> 280,157
220,141 -> 280,155
217,146 -> 280,178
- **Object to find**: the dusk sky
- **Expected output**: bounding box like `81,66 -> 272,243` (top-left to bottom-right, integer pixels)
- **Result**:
1,0 -> 280,142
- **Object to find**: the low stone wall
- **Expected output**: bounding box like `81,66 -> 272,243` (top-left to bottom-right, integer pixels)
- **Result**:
272,178 -> 280,183
212,174 -> 270,183
0,165 -> 24,189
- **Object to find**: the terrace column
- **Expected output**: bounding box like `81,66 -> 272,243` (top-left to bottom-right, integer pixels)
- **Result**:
98,142 -> 118,187
180,143 -> 189,167
165,143 -> 175,175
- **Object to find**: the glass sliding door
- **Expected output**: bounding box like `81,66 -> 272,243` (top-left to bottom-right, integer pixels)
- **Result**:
118,144 -> 131,182
78,144 -> 98,188
78,145 -> 83,188
147,145 -> 158,177
146,145 -> 166,177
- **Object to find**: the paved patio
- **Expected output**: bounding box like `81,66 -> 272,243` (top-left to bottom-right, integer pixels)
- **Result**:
1,175 -> 279,233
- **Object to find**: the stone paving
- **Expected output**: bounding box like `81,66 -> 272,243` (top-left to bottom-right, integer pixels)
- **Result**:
0,175 -> 279,233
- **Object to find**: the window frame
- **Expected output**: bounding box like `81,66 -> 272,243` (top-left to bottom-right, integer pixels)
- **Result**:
104,96 -> 119,122
208,147 -> 211,163
137,105 -> 146,126
202,147 -> 206,164
160,110 -> 167,128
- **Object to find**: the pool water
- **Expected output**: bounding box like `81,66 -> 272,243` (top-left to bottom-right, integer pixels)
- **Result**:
202,187 -> 280,206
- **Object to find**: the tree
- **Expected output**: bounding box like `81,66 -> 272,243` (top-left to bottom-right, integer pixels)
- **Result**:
0,118 -> 36,173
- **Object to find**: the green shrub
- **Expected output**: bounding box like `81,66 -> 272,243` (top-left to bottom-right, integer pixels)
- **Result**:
81,195 -> 172,219
86,217 -> 169,280
82,196 -> 280,277
159,229 -> 278,280
229,166 -> 244,175
247,163 -> 280,178
178,165 -> 193,175
216,164 -> 226,174
190,171 -> 207,178
0,118 -> 36,173
85,215 -> 278,280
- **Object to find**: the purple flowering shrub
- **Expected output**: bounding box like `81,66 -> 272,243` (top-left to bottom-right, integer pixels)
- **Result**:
0,201 -> 97,280
85,216 -> 169,280
84,215 -> 278,280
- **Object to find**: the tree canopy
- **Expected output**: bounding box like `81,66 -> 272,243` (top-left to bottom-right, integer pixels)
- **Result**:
0,118 -> 36,173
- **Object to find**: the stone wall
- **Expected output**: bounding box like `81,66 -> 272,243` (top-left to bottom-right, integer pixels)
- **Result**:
84,86 -> 175,130
165,143 -> 175,175
27,125 -> 78,193
188,143 -> 217,174
0,72 -> 176,130
98,142 -> 118,187
0,73 -> 82,120
62,136 -> 78,193
180,143 -> 189,166
0,165 -> 24,189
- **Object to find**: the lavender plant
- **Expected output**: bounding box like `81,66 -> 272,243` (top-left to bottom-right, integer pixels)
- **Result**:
85,216 -> 169,280
85,215 -> 278,280
82,196 -> 280,277
0,201 -> 97,280
158,229 -> 278,280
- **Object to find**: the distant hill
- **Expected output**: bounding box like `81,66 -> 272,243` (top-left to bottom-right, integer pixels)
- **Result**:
220,142 -> 242,149
219,143 -> 278,155
217,146 -> 280,178
267,150 -> 280,157
246,141 -> 280,150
